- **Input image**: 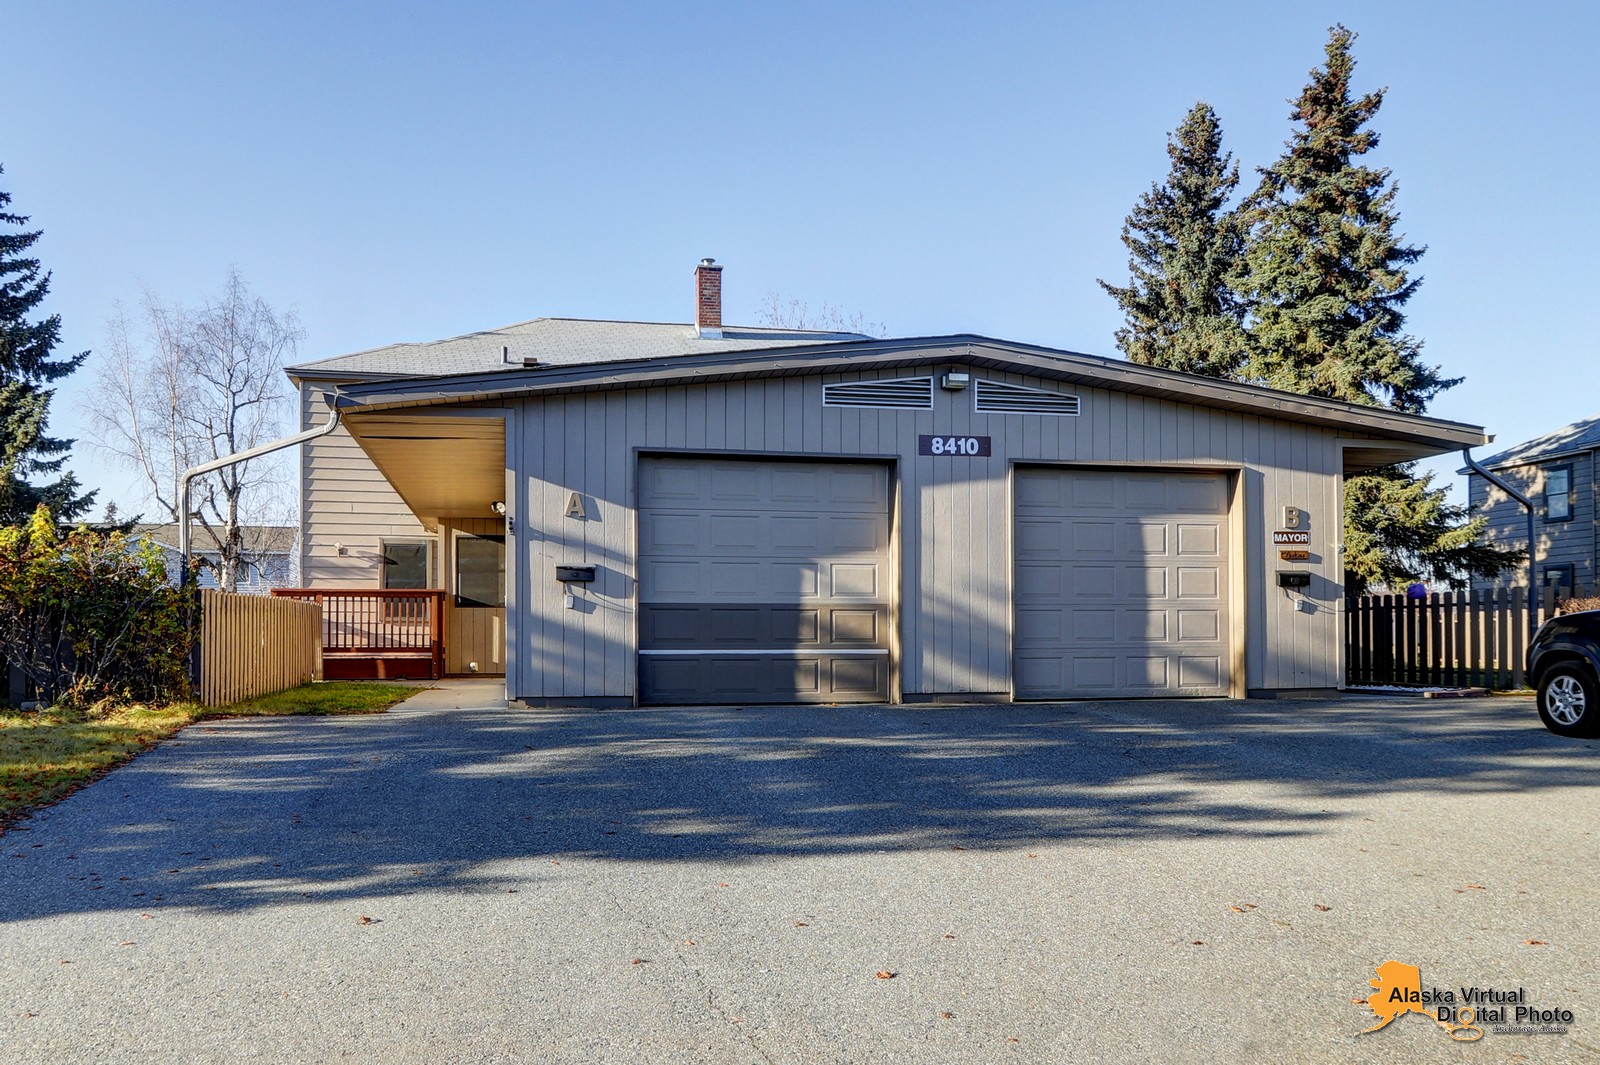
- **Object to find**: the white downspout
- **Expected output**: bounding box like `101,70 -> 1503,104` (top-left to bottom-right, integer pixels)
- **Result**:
177,407 -> 342,582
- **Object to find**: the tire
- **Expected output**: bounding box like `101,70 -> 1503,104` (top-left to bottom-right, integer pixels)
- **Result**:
1536,663 -> 1600,738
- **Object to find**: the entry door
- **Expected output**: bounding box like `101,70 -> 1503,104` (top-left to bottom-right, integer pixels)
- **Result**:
1013,468 -> 1231,698
638,457 -> 893,704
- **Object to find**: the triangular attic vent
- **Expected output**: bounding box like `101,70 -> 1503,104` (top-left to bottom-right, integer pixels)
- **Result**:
974,379 -> 1080,416
823,377 -> 934,410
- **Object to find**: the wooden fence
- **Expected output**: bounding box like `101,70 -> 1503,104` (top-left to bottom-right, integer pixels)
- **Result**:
1345,585 -> 1595,690
270,589 -> 445,680
199,589 -> 323,706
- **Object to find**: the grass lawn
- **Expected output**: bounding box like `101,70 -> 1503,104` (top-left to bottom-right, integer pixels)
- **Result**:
0,681 -> 419,831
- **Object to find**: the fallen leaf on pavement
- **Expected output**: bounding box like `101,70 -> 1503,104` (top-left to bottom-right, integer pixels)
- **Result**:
793,921 -> 809,927
1523,940 -> 1547,946
939,1011 -> 954,1019
356,915 -> 375,925
876,971 -> 896,979
1314,905 -> 1332,912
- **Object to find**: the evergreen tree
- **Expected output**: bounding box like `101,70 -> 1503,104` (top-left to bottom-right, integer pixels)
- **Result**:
1343,466 -> 1522,594
0,165 -> 91,524
1239,25 -> 1451,411
1100,102 -> 1248,376
1240,27 -> 1517,593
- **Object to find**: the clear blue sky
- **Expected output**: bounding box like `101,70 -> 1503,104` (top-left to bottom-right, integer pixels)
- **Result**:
6,1 -> 1596,512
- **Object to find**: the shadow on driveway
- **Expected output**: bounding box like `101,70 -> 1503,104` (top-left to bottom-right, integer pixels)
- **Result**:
0,694 -> 1590,922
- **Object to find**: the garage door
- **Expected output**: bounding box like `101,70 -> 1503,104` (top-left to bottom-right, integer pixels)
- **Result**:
1014,468 -> 1231,699
638,457 -> 892,704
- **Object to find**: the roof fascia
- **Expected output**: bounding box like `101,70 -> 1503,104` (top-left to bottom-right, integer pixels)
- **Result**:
330,334 -> 1488,449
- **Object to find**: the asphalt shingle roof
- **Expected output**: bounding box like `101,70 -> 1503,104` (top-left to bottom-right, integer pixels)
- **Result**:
1474,413 -> 1600,470
288,317 -> 873,378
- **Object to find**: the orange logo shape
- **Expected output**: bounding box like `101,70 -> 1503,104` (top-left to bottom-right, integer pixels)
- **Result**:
1361,960 -> 1483,1041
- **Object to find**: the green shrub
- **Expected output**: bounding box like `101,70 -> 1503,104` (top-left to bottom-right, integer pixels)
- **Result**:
0,505 -> 195,710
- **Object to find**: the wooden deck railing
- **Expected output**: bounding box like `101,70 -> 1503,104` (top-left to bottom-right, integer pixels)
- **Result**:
200,590 -> 323,706
271,589 -> 446,680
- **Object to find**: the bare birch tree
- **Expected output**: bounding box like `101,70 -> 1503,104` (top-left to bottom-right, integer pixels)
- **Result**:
759,292 -> 886,337
86,270 -> 302,591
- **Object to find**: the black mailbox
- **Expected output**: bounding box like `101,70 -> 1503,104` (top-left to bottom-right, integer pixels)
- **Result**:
556,565 -> 596,583
1277,571 -> 1311,589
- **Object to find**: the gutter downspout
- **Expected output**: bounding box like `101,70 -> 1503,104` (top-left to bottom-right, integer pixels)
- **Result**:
177,405 -> 342,580
1462,447 -> 1536,638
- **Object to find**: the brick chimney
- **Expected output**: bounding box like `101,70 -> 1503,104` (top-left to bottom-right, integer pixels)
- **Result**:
695,258 -> 723,339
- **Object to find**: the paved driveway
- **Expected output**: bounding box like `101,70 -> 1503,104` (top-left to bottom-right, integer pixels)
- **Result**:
0,686 -> 1596,1063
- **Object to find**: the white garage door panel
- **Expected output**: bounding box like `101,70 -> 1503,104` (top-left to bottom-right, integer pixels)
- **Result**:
1014,468 -> 1231,699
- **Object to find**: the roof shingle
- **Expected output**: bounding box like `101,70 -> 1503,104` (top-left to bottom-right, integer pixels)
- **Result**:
288,317 -> 871,378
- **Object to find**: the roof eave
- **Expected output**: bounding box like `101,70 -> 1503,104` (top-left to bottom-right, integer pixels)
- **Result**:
329,334 -> 1489,453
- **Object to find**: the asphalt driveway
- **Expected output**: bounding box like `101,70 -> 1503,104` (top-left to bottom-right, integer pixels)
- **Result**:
0,685 -> 1596,1063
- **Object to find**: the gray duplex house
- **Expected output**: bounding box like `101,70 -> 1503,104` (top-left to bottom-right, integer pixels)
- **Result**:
288,260 -> 1490,704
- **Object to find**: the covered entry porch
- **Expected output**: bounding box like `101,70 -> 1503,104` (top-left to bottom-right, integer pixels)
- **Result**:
308,408 -> 510,679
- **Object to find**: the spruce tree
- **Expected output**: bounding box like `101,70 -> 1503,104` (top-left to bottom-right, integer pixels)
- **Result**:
1238,26 -> 1516,593
1240,25 -> 1451,410
1100,102 -> 1248,376
0,165 -> 91,524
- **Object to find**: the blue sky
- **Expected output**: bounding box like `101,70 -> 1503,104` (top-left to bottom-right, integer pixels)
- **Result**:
5,1 -> 1596,511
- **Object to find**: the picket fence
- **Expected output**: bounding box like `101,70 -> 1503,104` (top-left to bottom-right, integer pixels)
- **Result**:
199,589 -> 323,705
1344,586 -> 1595,690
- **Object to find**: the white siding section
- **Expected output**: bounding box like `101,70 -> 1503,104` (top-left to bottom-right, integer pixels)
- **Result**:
510,366 -> 1346,701
297,381 -> 434,586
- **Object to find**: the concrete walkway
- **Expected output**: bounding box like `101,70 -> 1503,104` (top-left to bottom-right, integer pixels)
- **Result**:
0,689 -> 1596,1062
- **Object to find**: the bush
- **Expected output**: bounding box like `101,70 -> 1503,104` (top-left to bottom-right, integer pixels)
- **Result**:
0,504 -> 195,710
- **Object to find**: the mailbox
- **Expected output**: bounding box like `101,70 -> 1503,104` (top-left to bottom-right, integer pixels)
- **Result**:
1276,571 -> 1311,589
556,565 -> 596,583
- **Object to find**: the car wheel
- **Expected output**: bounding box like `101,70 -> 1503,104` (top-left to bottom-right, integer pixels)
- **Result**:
1537,663 -> 1600,738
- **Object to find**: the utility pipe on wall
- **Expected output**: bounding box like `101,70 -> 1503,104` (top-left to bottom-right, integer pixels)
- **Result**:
1461,447 -> 1536,637
177,407 -> 342,580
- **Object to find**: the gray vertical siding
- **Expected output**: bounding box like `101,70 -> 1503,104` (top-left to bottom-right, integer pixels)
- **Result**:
1469,453 -> 1597,590
510,366 -> 1347,701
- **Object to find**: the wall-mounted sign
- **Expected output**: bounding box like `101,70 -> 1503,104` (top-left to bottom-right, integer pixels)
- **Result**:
1272,530 -> 1311,545
1279,550 -> 1310,561
918,435 -> 991,457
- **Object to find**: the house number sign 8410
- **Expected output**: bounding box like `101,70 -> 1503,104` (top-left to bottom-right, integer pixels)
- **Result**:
918,435 -> 991,456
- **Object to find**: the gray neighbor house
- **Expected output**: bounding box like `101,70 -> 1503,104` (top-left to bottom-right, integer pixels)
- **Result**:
287,259 -> 1490,706
1464,413 -> 1600,593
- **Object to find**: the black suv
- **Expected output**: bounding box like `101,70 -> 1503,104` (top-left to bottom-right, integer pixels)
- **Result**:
1528,610 -> 1600,737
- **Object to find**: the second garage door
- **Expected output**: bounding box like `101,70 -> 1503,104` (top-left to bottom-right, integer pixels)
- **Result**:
638,457 -> 893,704
1013,468 -> 1232,699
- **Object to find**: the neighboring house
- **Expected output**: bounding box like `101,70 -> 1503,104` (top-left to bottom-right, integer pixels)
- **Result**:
1464,413 -> 1600,592
287,259 -> 1489,704
132,524 -> 297,594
